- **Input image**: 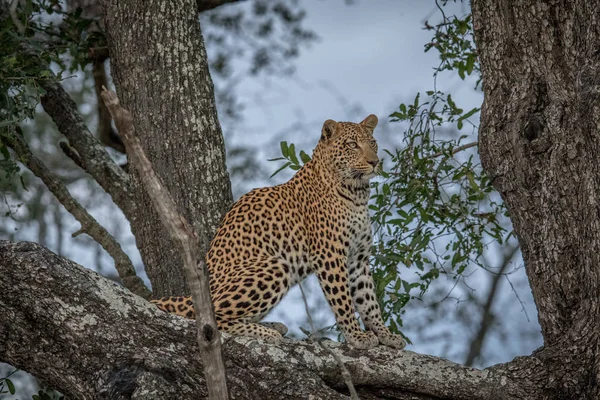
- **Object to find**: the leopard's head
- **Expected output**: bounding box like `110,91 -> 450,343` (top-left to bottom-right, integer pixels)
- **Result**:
315,114 -> 380,183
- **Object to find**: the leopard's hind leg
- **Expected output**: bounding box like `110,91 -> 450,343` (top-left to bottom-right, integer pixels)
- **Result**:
151,296 -> 195,319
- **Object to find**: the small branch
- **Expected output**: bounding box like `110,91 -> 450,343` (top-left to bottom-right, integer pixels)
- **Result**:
298,283 -> 359,400
4,130 -> 150,299
100,88 -> 229,400
72,228 -> 85,238
59,141 -> 85,169
429,141 -> 479,159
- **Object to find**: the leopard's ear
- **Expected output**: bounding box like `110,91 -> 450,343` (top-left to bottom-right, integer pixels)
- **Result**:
359,114 -> 378,131
321,119 -> 338,142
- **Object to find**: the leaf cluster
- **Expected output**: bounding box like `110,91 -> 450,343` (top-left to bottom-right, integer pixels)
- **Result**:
268,140 -> 311,177
424,5 -> 479,84
0,0 -> 97,183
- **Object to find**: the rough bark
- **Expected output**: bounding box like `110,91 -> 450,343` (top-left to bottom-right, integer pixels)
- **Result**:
0,241 -> 530,400
99,0 -> 234,296
40,79 -> 133,215
472,0 -> 600,398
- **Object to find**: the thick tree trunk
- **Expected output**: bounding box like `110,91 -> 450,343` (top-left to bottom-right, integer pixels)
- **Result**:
0,241 -> 531,400
472,1 -> 600,398
100,0 -> 233,296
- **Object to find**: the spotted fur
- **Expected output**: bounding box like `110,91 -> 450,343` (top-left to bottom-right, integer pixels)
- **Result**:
152,114 -> 405,349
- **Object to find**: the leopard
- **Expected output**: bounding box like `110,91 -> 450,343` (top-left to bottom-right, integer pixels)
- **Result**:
151,114 -> 406,350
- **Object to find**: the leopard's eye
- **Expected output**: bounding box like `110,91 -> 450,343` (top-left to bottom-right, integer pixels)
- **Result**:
370,140 -> 377,147
346,141 -> 358,149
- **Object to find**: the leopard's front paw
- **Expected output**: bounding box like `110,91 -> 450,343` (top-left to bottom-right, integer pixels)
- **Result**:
261,333 -> 283,344
346,331 -> 379,349
377,331 -> 406,349
260,322 -> 289,336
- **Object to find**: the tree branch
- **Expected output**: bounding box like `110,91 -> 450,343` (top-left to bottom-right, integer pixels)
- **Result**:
4,131 -> 150,299
100,88 -> 228,399
196,0 -> 240,13
0,240 -> 536,400
39,79 -> 134,217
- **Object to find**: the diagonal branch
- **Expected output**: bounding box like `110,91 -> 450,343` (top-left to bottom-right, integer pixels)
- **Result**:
39,79 -> 134,216
100,88 -> 229,399
4,130 -> 150,299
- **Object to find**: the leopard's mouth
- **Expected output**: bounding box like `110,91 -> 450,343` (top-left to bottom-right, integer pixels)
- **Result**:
352,166 -> 378,179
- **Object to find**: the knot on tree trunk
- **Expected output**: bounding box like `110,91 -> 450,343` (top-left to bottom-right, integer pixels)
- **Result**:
203,324 -> 216,342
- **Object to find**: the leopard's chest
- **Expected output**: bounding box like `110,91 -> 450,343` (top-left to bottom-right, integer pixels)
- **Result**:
346,206 -> 372,256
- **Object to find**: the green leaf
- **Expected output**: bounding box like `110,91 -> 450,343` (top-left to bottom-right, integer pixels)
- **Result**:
6,378 -> 15,395
460,107 -> 480,121
299,150 -> 311,164
280,141 -> 288,158
466,170 -> 479,190
288,143 -> 299,165
465,53 -> 475,75
0,144 -> 10,160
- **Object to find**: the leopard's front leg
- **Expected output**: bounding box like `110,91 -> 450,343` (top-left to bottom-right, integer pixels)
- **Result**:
312,244 -> 378,349
348,242 -> 406,350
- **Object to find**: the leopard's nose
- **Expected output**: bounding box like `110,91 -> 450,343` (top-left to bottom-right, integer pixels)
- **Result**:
368,159 -> 379,167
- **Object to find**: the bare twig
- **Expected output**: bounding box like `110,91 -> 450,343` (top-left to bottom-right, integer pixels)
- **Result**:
4,130 -> 150,299
464,244 -> 520,366
505,272 -> 531,322
298,283 -> 359,400
429,141 -> 478,159
100,87 -> 229,400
